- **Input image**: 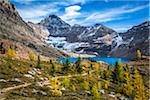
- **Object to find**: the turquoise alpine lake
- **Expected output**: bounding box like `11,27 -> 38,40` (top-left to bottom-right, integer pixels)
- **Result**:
56,57 -> 130,65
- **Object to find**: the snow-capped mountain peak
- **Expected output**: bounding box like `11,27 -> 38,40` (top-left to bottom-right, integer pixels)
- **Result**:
40,15 -> 117,56
37,14 -> 149,58
39,14 -> 71,36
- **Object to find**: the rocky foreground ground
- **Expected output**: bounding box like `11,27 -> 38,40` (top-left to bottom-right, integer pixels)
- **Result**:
0,55 -> 149,100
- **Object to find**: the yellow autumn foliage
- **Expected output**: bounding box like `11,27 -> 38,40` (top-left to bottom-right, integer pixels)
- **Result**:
29,51 -> 35,61
104,80 -> 110,90
137,50 -> 142,59
50,77 -> 62,96
7,47 -> 16,59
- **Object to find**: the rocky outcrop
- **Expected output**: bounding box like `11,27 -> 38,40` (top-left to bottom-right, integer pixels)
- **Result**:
28,22 -> 49,42
0,1 -> 65,58
0,0 -> 18,15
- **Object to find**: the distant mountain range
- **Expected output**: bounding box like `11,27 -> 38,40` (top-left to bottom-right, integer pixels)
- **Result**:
0,0 -> 149,59
37,15 -> 150,58
110,21 -> 149,58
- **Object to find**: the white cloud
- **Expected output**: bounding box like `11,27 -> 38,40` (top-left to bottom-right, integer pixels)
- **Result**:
14,1 -> 72,23
25,17 -> 43,23
107,23 -> 133,32
60,5 -> 81,25
11,0 -> 36,1
85,4 -> 149,24
18,9 -> 57,19
83,17 -> 125,25
13,0 -> 148,26
10,0 -> 37,4
114,27 -> 130,32
16,2 -> 66,23
18,7 -> 58,23
60,4 -> 148,26
69,0 -> 85,4
65,5 -> 81,12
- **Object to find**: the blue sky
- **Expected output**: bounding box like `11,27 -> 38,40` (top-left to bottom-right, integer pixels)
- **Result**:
9,0 -> 149,32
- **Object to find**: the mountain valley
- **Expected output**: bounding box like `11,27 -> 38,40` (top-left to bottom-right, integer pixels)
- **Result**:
37,15 -> 149,58
0,0 -> 149,100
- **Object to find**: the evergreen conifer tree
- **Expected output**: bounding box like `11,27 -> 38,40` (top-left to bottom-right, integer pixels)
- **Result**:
104,66 -> 112,80
133,68 -> 146,100
113,62 -> 125,82
91,84 -> 100,99
122,66 -> 133,96
62,58 -> 70,73
50,59 -> 58,75
75,57 -> 83,73
36,55 -> 41,69
137,50 -> 142,59
29,51 -> 35,61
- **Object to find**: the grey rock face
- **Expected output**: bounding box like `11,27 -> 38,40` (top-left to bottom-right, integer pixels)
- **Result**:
0,1 -> 64,58
110,21 -> 150,58
28,22 -> 49,42
40,15 -> 117,57
39,15 -> 71,36
66,24 -> 116,43
0,0 -> 34,39
42,15 -> 149,58
2,0 -> 147,59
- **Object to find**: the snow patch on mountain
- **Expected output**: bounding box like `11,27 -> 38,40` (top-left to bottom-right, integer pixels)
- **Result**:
47,36 -> 67,48
112,33 -> 134,50
63,42 -> 89,51
113,34 -> 123,48
78,30 -> 86,39
48,36 -> 66,42
87,30 -> 97,37
47,36 -> 90,53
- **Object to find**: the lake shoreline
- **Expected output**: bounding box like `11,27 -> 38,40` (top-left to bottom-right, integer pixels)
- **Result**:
57,57 -> 130,65
60,49 -> 96,58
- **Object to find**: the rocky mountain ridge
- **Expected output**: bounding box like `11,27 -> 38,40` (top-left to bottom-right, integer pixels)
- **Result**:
0,0 -> 66,59
110,21 -> 150,58
0,0 -> 149,59
28,22 -> 49,42
39,15 -> 149,58
40,15 -> 117,57
39,15 -> 71,36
